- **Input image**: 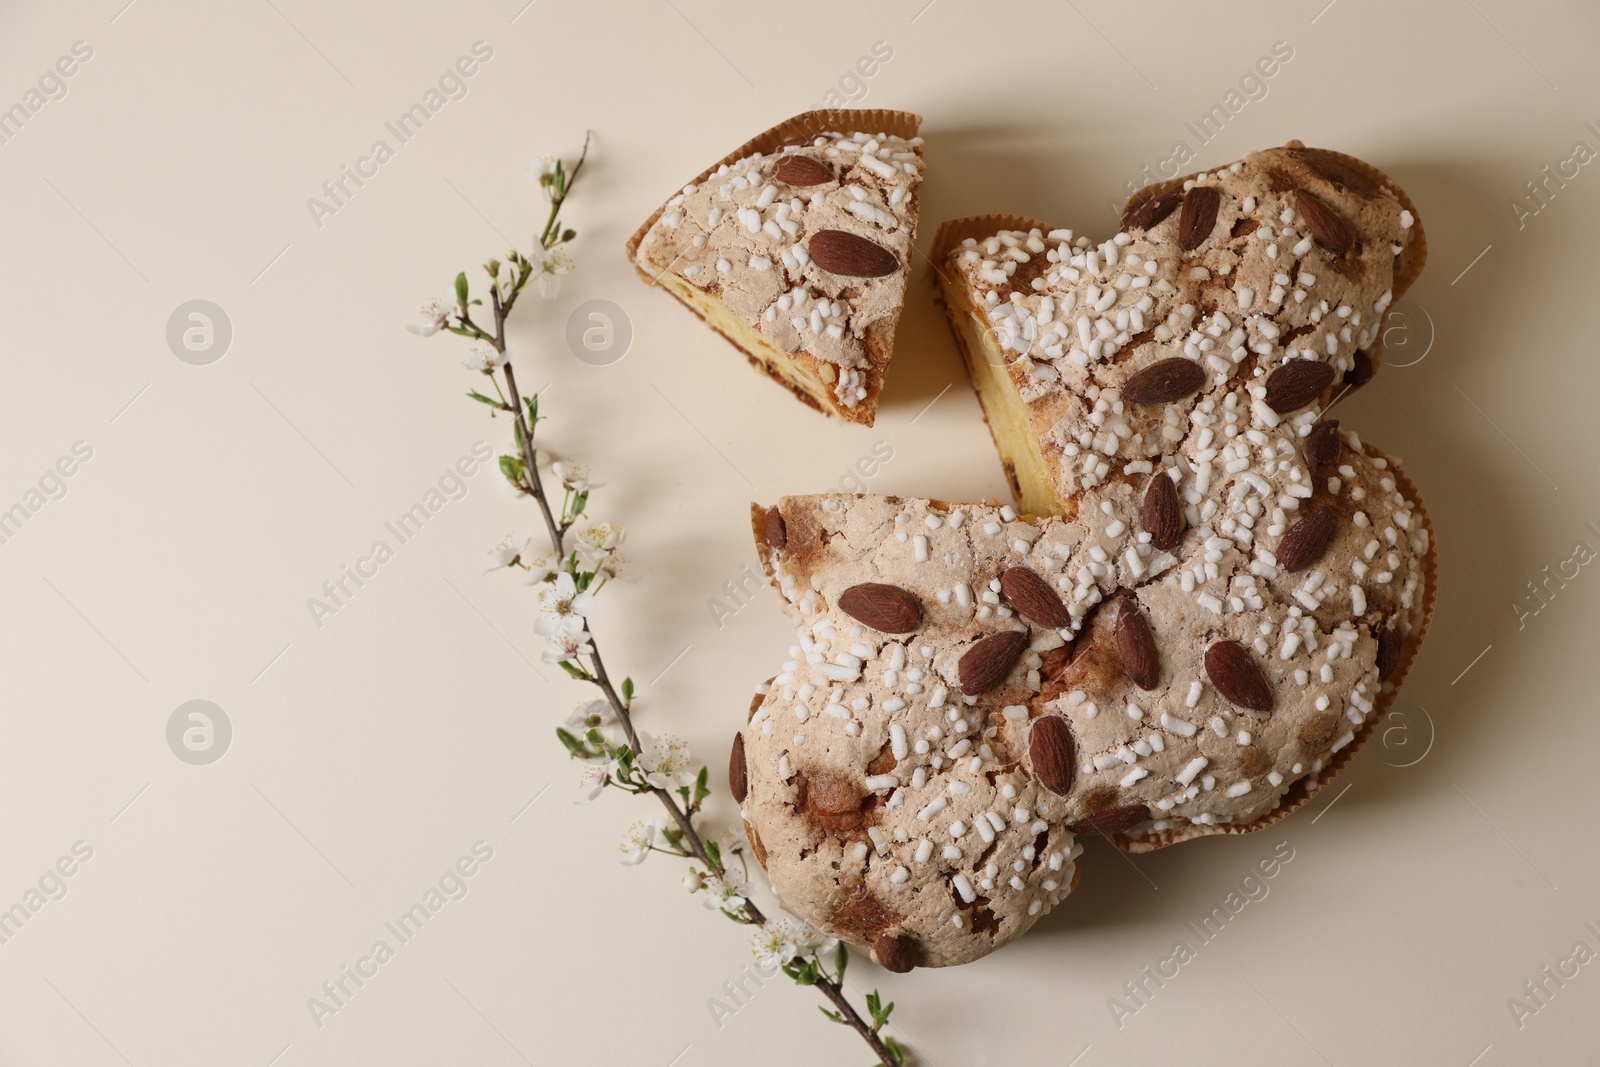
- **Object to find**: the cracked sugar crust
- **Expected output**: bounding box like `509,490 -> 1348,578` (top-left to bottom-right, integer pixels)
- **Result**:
946,143 -> 1420,502
634,130 -> 923,414
737,403 -> 1429,967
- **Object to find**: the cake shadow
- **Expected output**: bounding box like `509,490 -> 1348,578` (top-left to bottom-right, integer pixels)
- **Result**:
878,123 -> 1114,417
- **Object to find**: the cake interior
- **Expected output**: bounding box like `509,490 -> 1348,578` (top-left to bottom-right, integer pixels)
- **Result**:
943,277 -> 1064,517
654,268 -> 866,423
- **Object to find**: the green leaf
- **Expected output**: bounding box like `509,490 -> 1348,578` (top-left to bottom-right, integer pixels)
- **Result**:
558,660 -> 587,680
704,839 -> 721,869
620,677 -> 634,702
694,766 -> 711,804
866,991 -> 881,1018
466,389 -> 499,408
454,272 -> 469,308
524,393 -> 540,425
499,454 -> 525,485
834,941 -> 848,981
571,490 -> 589,517
818,1007 -> 844,1024
884,1035 -> 905,1065
555,727 -> 583,755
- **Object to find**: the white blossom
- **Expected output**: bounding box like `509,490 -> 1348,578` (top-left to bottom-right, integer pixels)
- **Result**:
528,155 -> 559,193
637,731 -> 693,789
577,757 -> 613,803
619,818 -> 662,864
542,630 -> 594,665
526,241 -> 573,298
462,341 -> 509,373
551,461 -> 603,493
751,919 -> 837,971
406,297 -> 453,337
576,523 -> 625,557
534,572 -> 596,638
565,698 -> 617,735
700,868 -> 748,914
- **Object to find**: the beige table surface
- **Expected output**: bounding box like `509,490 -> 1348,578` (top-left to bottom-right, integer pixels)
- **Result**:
2,1 -> 1596,1064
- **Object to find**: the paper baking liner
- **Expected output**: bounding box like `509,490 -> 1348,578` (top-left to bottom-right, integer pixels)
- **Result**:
625,108 -> 923,281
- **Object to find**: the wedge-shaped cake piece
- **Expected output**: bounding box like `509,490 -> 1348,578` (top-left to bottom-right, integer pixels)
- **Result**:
628,110 -> 923,425
935,142 -> 1426,516
736,411 -> 1433,967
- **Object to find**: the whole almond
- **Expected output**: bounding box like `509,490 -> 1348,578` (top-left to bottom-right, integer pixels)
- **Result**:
1276,504 -> 1337,572
1345,348 -> 1375,387
763,505 -> 787,549
1178,185 -> 1222,251
1142,474 -> 1184,551
838,583 -> 921,634
1377,627 -> 1404,680
1205,640 -> 1274,711
1121,190 -> 1182,234
873,932 -> 921,974
1070,803 -> 1151,836
1295,189 -> 1354,253
729,733 -> 748,804
1001,566 -> 1070,628
1029,715 -> 1076,796
1306,420 -> 1342,465
1122,358 -> 1207,405
958,630 -> 1028,695
774,155 -> 834,187
807,229 -> 898,278
1289,147 -> 1380,198
1264,360 -> 1336,413
1115,598 -> 1160,691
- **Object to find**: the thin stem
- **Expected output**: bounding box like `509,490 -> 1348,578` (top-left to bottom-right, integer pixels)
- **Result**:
817,977 -> 898,1065
472,131 -> 902,1067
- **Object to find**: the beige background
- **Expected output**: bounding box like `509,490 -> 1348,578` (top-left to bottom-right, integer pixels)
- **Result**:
1,0 -> 1595,1064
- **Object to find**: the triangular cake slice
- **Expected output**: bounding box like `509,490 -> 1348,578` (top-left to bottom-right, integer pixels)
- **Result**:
734,408 -> 1434,966
935,142 -> 1426,516
629,110 -> 923,426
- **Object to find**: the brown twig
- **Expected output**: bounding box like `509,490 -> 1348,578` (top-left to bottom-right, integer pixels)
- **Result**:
466,140 -> 902,1067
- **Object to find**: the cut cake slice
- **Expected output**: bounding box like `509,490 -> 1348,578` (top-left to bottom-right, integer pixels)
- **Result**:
628,109 -> 923,426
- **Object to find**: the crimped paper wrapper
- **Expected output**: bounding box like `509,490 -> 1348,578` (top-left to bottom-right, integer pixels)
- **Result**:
624,108 -> 923,281
927,173 -> 1437,853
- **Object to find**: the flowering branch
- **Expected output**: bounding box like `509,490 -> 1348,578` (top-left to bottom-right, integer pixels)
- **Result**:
407,134 -> 908,1066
